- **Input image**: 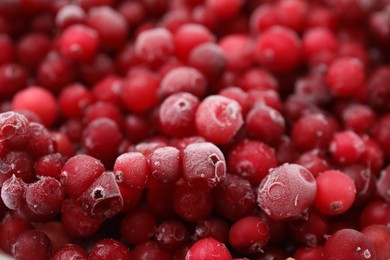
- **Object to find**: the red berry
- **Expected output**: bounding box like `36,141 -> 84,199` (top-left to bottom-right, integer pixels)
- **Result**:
257,163 -> 317,221
186,237 -> 232,260
314,170 -> 356,215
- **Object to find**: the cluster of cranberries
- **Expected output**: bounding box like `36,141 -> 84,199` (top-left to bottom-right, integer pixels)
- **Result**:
0,0 -> 389,259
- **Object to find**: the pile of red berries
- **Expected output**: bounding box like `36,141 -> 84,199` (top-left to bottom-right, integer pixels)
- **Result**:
0,0 -> 389,259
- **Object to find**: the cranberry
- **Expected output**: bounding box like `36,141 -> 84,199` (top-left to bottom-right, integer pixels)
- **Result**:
329,130 -> 366,165
256,26 -> 302,72
257,163 -> 317,221
229,216 -> 270,255
219,34 -> 255,72
150,146 -> 181,184
195,95 -> 243,144
324,229 -> 376,260
12,86 -> 58,127
155,220 -> 189,250
315,170 -> 357,215
89,238 -> 132,260
16,33 -> 51,71
0,216 -> 32,254
1,175 -> 27,210
58,83 -> 95,119
13,230 -> 52,260
228,140 -> 278,185
57,24 -> 99,62
60,154 -> 105,198
361,224 -> 390,260
120,208 -> 156,245
193,218 -> 230,244
186,237 -> 232,260
51,243 -> 88,260
0,64 -> 27,99
133,241 -> 173,260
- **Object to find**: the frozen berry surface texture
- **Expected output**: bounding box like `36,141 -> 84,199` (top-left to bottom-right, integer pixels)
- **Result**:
0,0 -> 389,259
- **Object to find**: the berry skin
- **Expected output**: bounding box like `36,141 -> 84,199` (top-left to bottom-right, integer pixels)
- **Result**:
195,95 -> 243,144
57,24 -> 99,62
314,170 -> 357,215
182,142 -> 226,190
11,86 -> 58,127
257,163 -> 317,221
89,238 -> 132,260
326,58 -> 366,99
324,229 -> 377,260
13,230 -> 52,260
256,26 -> 302,72
186,237 -> 232,260
228,216 -> 270,255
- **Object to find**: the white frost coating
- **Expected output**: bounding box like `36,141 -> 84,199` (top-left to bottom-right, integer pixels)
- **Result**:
363,249 -> 371,258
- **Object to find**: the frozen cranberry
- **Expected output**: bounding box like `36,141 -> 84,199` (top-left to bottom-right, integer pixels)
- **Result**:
0,64 -> 27,99
360,137 -> 385,176
0,151 -> 35,183
57,24 -> 99,62
361,224 -> 390,260
326,57 -> 366,99
51,243 -> 88,260
114,152 -> 150,191
360,200 -> 390,228
219,34 -> 254,72
173,23 -> 215,61
182,142 -> 226,190
275,0 -> 308,33
193,218 -> 230,244
329,130 -> 366,165
229,216 -> 270,255
0,216 -> 32,254
25,177 -> 64,216
86,6 -> 128,50
120,208 -> 156,245
0,111 -> 30,150
291,113 -> 338,152
173,182 -> 214,222
12,86 -> 58,127
59,83 -> 95,119
159,92 -> 200,137
16,33 -> 51,71
155,220 -> 188,251
37,51 -> 76,93
134,28 -> 174,66
372,114 -> 390,159
214,174 -> 256,221
61,199 -> 102,238
159,66 -> 207,99
323,0 -> 376,24
237,68 -> 278,92
1,175 -> 27,210
55,4 -> 86,30
122,70 -> 159,112
81,118 -> 122,166
302,27 -> 338,64
247,89 -> 283,112
257,163 -> 317,221
341,103 -> 376,134
60,154 -> 105,198
195,95 -> 243,144
89,239 -> 132,260
77,0 -> 116,10
150,146 -> 181,184
256,26 -> 302,72
315,170 -> 357,215
186,237 -> 232,260
78,171 -> 123,219
228,140 -> 278,185
133,241 -> 173,260
27,122 -> 57,159
245,104 -> 285,146
13,230 -> 52,260
188,43 -> 226,81
324,229 -> 376,260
